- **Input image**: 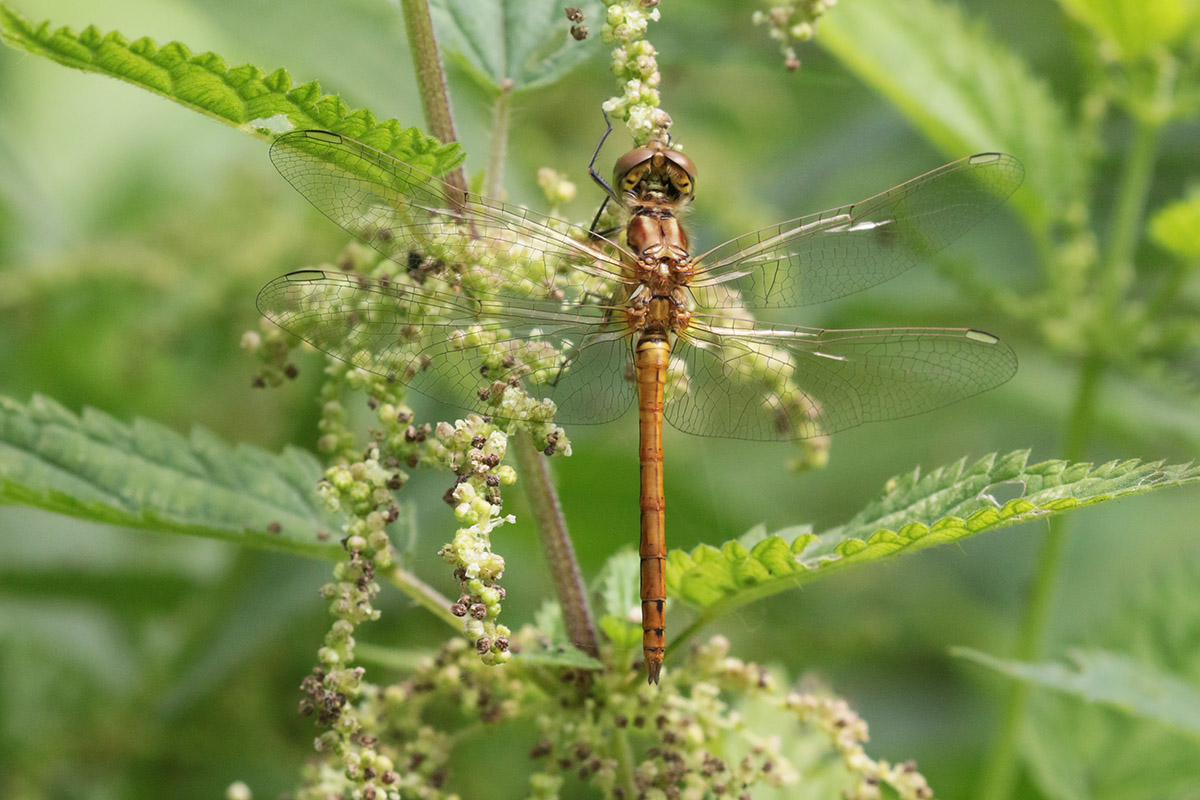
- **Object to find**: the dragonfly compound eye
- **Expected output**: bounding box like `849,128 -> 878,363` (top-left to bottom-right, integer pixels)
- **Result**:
614,142 -> 697,201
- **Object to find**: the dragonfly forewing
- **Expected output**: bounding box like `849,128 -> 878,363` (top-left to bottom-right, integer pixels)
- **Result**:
269,130 -> 635,298
688,152 -> 1024,310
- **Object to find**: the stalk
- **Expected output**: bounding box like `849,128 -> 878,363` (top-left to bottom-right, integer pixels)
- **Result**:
384,565 -> 463,631
977,357 -> 1102,800
398,0 -> 597,659
399,0 -> 467,194
1098,117 -> 1161,313
613,726 -> 639,798
485,82 -> 514,199
513,431 -> 600,659
979,110 -> 1162,798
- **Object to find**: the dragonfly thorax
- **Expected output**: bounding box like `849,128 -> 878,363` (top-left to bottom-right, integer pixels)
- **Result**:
626,213 -> 690,262
625,210 -> 695,301
626,293 -> 691,337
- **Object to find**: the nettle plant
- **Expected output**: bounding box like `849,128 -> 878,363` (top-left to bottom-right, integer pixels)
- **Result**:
2,1 -> 1199,799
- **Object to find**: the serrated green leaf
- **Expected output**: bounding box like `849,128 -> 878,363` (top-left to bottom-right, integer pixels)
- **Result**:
593,550 -> 643,654
663,548 -> 695,597
596,549 -> 640,620
0,394 -> 347,559
668,451 -> 1199,638
748,536 -> 794,576
1055,0 -> 1200,61
515,643 -> 605,670
676,558 -> 740,607
1015,562 -> 1200,798
1150,185 -> 1200,259
598,614 -> 642,650
430,0 -> 602,93
953,647 -> 1200,739
0,3 -> 463,175
819,0 -> 1084,233
820,450 -> 1200,547
721,539 -> 750,560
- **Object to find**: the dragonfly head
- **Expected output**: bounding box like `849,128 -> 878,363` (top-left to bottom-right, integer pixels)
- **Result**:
613,141 -> 697,206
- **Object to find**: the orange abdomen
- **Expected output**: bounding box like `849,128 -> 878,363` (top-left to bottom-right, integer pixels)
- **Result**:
635,334 -> 669,684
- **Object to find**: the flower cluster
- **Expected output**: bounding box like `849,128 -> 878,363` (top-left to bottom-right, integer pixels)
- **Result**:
537,167 -> 578,211
243,324 -> 298,389
293,438 -> 407,795
778,693 -> 934,799
287,629 -> 933,800
519,635 -> 934,799
291,635 -> 537,800
432,415 -> 518,665
752,0 -> 838,71
601,0 -> 672,144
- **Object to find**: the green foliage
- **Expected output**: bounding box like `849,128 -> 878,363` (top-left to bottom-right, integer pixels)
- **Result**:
512,640 -> 606,669
0,2 -> 463,174
819,0 -> 1200,447
970,560 -> 1200,799
953,647 -> 1200,739
0,394 -> 345,559
819,0 -> 1085,231
2,0 -> 1200,798
666,452 -> 1200,626
595,549 -> 643,653
1150,185 -> 1200,259
1054,0 -> 1200,62
9,389 -> 1189,678
430,0 -> 603,93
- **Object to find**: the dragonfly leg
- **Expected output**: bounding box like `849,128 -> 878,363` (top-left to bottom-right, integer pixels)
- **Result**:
588,196 -> 618,240
588,110 -> 621,203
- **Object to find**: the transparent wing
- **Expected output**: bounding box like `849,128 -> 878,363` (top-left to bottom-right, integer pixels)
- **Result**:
258,269 -> 636,425
270,129 -> 633,295
664,315 -> 1017,441
688,153 -> 1024,310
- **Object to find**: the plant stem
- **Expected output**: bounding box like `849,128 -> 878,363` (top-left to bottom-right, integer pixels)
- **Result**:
1099,117 -> 1161,314
976,347 -> 1105,800
399,0 -> 598,660
979,95 -> 1163,798
512,430 -> 600,659
1060,356 -> 1103,461
613,726 -> 639,798
485,82 -> 514,199
399,0 -> 467,194
384,564 -> 464,631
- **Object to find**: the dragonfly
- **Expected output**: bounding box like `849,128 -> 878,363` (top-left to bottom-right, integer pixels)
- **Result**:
258,128 -> 1023,683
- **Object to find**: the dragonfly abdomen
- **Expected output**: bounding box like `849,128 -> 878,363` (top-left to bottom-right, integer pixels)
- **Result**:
635,332 -> 670,684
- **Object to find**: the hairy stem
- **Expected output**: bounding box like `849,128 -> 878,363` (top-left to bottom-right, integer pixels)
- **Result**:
512,431 -> 600,658
399,0 -> 467,193
485,82 -> 514,199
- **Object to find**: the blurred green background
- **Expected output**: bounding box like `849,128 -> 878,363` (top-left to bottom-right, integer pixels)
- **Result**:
1,0 -> 1198,798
